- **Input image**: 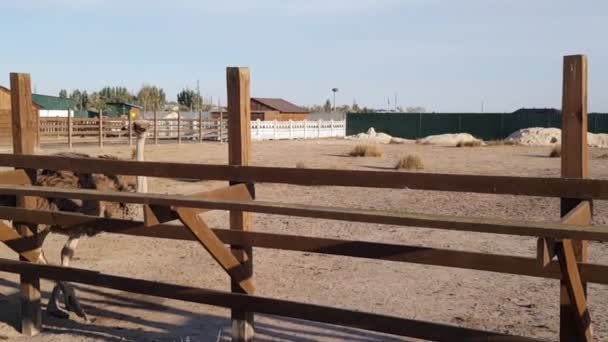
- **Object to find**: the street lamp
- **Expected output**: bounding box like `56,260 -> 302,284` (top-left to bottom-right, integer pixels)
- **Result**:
331,88 -> 339,112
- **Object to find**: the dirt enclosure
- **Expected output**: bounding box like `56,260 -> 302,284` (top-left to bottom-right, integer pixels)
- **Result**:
1,139 -> 607,341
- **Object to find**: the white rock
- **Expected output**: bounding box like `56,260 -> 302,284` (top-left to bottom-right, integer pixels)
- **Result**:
417,133 -> 481,146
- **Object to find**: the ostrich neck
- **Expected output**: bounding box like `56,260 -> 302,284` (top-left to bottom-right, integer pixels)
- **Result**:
135,134 -> 147,193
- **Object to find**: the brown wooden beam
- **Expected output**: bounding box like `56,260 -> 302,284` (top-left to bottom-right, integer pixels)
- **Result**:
0,187 -> 607,242
0,153 -> 608,199
2,207 -> 608,286
0,257 -> 543,342
559,54 -> 592,342
9,72 -> 41,336
227,66 -> 255,341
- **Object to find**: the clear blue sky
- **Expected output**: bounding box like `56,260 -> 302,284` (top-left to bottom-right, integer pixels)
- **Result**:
0,0 -> 606,112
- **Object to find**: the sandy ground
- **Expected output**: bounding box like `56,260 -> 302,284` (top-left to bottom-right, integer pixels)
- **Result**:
0,139 -> 607,341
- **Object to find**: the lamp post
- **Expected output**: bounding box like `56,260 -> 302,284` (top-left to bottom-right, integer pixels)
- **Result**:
331,88 -> 339,112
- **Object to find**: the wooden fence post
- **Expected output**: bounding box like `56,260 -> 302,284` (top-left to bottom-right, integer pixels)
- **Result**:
67,109 -> 73,149
560,54 -> 591,341
227,67 -> 254,342
177,110 -> 182,144
154,110 -> 158,145
10,73 -> 41,336
219,111 -> 224,142
98,111 -> 103,147
128,110 -> 133,146
199,111 -> 204,143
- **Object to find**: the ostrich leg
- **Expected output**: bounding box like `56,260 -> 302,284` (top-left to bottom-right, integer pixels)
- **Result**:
47,234 -> 88,321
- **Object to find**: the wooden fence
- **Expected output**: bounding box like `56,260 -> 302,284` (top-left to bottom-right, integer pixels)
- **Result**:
0,56 -> 604,341
39,116 -> 346,147
40,116 -> 227,147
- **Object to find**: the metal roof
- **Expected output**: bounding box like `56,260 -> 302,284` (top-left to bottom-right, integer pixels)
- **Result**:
252,98 -> 308,113
32,93 -> 74,110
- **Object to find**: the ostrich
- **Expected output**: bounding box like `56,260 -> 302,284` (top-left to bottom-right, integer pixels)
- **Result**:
14,120 -> 150,320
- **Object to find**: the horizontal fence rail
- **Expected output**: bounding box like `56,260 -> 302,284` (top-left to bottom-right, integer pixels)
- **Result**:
1,154 -> 608,199
0,258 -> 541,342
2,206 -> 608,286
0,186 -> 606,241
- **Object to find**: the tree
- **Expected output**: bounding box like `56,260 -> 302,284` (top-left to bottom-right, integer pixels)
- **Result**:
59,89 -> 68,98
351,100 -> 360,113
98,86 -> 135,103
137,85 -> 166,111
177,88 -> 202,111
323,99 -> 332,112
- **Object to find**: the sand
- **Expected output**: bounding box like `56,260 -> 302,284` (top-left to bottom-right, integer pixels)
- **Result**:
0,139 -> 607,341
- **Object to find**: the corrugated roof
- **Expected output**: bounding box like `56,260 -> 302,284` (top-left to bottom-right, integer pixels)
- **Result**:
32,93 -> 74,110
252,98 -> 308,113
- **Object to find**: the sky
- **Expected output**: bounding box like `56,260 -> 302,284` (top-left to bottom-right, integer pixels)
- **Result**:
0,0 -> 607,112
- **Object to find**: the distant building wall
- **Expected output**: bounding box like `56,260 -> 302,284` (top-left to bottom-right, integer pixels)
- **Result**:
347,112 -> 608,140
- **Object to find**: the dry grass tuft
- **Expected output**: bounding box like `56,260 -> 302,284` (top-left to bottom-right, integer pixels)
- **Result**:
349,145 -> 383,157
456,140 -> 482,147
295,162 -> 307,169
395,155 -> 424,170
549,145 -> 562,158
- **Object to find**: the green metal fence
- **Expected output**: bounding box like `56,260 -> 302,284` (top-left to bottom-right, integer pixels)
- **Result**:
346,112 -> 608,140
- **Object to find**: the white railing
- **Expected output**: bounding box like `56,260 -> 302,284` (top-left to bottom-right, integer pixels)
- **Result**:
251,119 -> 345,141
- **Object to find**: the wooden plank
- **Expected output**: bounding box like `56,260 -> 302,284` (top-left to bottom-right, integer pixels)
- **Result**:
538,201 -> 591,267
0,185 -> 607,242
227,66 -> 254,341
560,53 -> 591,342
68,108 -> 73,149
0,153 -> 607,199
0,169 -> 33,185
9,72 -> 41,336
98,111 -> 103,147
154,110 -> 158,145
2,206 -> 608,285
0,258 -> 542,342
0,222 -> 41,262
175,207 -> 255,294
556,240 -> 592,341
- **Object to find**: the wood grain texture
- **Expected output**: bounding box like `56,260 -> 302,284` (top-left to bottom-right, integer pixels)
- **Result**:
2,206 -> 608,285
0,186 -> 608,241
0,154 -> 607,199
559,54 -> 592,342
227,66 -> 255,341
9,72 -> 41,336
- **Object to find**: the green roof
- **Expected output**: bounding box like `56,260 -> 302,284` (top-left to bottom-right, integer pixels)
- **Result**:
103,102 -> 142,117
32,94 -> 75,111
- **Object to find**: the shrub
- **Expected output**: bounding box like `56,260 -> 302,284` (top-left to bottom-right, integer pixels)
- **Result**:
349,145 -> 383,157
596,153 -> 608,159
395,155 -> 424,170
549,145 -> 561,158
295,162 -> 307,169
456,140 -> 482,147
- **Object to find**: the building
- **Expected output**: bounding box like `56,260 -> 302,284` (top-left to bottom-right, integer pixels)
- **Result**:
0,86 -> 42,145
103,102 -> 143,119
211,97 -> 309,121
31,93 -> 75,117
250,98 -> 309,121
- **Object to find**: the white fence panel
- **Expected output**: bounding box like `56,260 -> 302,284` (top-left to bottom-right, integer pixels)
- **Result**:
251,119 -> 345,141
